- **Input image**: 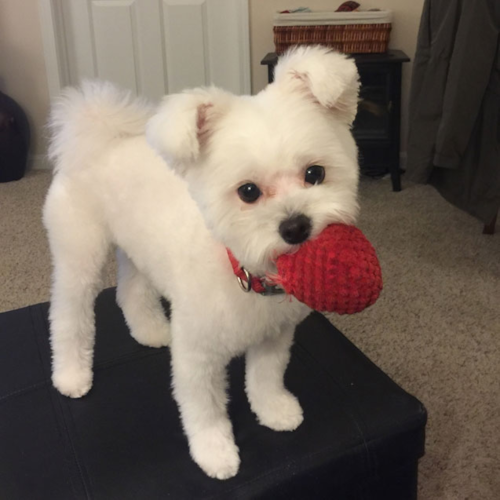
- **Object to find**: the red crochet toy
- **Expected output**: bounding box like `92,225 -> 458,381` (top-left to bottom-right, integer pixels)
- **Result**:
273,224 -> 383,314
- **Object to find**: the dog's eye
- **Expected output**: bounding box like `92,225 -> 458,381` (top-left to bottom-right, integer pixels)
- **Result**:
305,165 -> 325,185
237,183 -> 262,203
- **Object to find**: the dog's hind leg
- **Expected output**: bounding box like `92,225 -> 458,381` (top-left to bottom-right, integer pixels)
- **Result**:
44,183 -> 110,398
116,249 -> 171,348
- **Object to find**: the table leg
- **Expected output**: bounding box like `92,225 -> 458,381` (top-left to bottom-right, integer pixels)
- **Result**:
483,213 -> 497,235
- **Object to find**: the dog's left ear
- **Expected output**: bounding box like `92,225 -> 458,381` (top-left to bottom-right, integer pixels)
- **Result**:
273,45 -> 360,125
146,87 -> 231,176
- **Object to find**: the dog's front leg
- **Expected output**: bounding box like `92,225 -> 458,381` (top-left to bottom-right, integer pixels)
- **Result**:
245,325 -> 303,431
171,334 -> 239,480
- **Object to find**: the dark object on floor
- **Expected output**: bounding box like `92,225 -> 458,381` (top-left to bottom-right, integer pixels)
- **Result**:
0,288 -> 427,500
406,0 -> 500,224
0,91 -> 30,182
261,50 -> 410,192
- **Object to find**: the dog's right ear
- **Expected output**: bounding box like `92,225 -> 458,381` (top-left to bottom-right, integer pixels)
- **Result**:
146,88 -> 230,176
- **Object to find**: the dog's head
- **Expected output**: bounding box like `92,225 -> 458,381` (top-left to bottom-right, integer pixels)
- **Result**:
147,46 -> 360,275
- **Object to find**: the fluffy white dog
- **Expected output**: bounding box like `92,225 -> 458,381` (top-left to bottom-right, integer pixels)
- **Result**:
43,46 -> 360,480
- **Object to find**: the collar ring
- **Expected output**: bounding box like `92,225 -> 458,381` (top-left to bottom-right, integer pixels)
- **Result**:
237,267 -> 252,292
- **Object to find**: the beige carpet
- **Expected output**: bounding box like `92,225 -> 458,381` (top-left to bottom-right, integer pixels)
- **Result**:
1,170 -> 499,499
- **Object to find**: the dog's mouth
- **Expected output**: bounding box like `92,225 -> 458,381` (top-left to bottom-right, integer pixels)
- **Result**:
271,243 -> 301,262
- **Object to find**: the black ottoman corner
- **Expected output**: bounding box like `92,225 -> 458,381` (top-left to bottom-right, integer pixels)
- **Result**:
0,288 -> 427,499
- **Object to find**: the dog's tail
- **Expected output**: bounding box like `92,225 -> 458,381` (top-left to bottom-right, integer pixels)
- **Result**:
48,80 -> 153,173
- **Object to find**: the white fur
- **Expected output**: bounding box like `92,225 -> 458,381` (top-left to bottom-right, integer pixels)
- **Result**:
43,46 -> 360,480
274,45 -> 360,124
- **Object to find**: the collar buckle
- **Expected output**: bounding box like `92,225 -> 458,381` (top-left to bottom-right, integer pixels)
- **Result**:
259,281 -> 286,296
236,266 -> 285,296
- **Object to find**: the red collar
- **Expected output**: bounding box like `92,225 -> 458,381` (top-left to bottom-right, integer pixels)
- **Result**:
226,249 -> 285,296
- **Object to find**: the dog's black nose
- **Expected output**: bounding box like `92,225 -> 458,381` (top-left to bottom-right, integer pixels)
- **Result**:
279,214 -> 312,245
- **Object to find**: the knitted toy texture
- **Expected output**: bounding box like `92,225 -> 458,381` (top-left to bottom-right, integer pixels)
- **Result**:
274,224 -> 382,314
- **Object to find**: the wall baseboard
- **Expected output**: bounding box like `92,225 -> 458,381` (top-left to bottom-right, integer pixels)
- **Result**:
29,154 -> 51,170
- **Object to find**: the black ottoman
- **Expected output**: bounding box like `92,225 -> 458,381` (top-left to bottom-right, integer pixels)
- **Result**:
0,288 -> 426,499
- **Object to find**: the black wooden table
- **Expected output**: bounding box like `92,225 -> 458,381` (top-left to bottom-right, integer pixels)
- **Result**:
261,50 -> 410,191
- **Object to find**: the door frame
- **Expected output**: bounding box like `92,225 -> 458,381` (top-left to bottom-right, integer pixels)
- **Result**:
38,0 -> 251,99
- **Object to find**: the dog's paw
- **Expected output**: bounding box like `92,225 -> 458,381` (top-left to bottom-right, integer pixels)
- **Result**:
130,319 -> 171,348
253,391 -> 303,431
52,367 -> 93,398
189,428 -> 240,480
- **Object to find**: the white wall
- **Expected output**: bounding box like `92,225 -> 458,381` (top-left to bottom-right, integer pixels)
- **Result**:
0,0 -> 50,162
249,0 -> 426,152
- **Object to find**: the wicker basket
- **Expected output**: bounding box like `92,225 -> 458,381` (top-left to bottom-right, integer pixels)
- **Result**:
273,11 -> 392,55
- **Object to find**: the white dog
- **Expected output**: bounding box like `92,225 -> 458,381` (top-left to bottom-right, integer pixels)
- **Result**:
43,46 -> 360,480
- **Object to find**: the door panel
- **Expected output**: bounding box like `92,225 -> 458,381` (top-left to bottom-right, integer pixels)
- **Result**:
92,1 -> 140,92
162,0 -> 208,93
53,0 -> 249,100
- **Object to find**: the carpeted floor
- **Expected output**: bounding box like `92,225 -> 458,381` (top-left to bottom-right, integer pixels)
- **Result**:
1,170 -> 499,499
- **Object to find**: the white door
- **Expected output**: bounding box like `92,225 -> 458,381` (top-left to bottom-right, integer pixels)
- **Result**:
41,0 -> 250,100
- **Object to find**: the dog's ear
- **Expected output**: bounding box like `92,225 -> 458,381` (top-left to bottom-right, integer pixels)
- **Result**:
273,45 -> 360,125
146,88 -> 230,175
